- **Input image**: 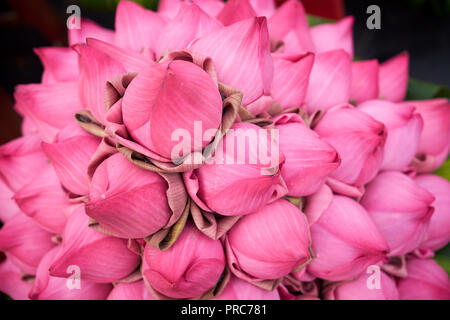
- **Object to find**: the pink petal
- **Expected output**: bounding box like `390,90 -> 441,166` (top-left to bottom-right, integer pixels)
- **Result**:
213,276 -> 280,300
115,0 -> 166,52
13,164 -> 68,234
74,44 -> 126,124
268,0 -> 314,53
248,0 -> 275,17
107,281 -> 154,300
14,82 -> 82,142
69,18 -> 114,45
310,17 -> 354,58
0,177 -> 21,222
271,52 -> 314,109
350,59 -> 379,104
34,47 -> 78,84
217,0 -> 256,26
189,17 -> 273,105
0,259 -> 33,300
49,205 -> 140,283
156,3 -> 222,58
379,51 -> 409,102
305,50 -> 352,113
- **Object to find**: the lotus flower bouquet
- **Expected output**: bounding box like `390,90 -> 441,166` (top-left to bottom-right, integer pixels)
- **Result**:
0,0 -> 449,301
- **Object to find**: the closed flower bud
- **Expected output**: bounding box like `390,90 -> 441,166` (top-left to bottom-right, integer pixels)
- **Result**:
361,171 -> 434,256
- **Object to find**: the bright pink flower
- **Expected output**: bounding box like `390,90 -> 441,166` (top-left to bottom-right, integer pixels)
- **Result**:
41,123 -> 100,196
114,0 -> 166,53
379,51 -> 409,102
314,104 -> 386,197
397,259 -> 450,300
249,0 -> 275,17
350,59 -> 379,104
305,50 -> 352,113
107,281 -> 154,300
155,3 -> 222,58
268,0 -> 314,53
184,122 -> 287,216
310,17 -> 354,58
86,153 -> 184,239
358,99 -> 423,171
0,258 -> 33,300
271,52 -> 314,109
0,134 -> 48,192
142,222 -> 225,299
213,276 -> 280,300
30,246 -> 112,300
403,99 -> 450,172
414,174 -> 450,251
361,171 -> 434,256
49,205 -> 140,283
122,60 -> 222,161
13,164 -> 68,234
0,213 -> 55,274
305,185 -> 389,281
323,270 -> 399,300
189,17 -> 273,105
273,113 -> 340,197
34,47 -> 78,84
226,199 -> 311,281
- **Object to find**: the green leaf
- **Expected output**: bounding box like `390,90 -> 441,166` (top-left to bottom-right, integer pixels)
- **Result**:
80,0 -> 159,11
406,78 -> 441,100
307,14 -> 333,27
434,159 -> 450,181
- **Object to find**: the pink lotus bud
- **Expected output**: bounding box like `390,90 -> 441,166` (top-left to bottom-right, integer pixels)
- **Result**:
305,185 -> 389,281
226,199 -> 311,281
189,17 -> 273,105
14,82 -> 82,143
184,122 -> 287,216
69,18 -> 114,46
397,258 -> 450,300
13,164 -> 68,234
41,123 -> 101,196
213,276 -> 280,300
414,174 -> 450,251
156,3 -> 222,58
0,177 -> 21,222
49,205 -> 140,283
314,104 -> 387,197
273,113 -> 340,197
30,247 -> 112,300
0,213 -> 55,274
310,16 -> 354,58
86,153 -> 177,239
403,99 -> 450,172
323,270 -> 399,300
142,222 -> 225,299
359,100 -> 423,171
115,0 -> 165,53
350,60 -> 379,104
121,60 -> 222,160
271,52 -> 314,109
379,52 -> 409,102
34,47 -> 78,84
107,281 -> 154,300
268,0 -> 315,53
0,134 -> 47,192
217,0 -> 256,26
361,171 -> 434,256
305,50 -> 352,114
0,258 -> 33,300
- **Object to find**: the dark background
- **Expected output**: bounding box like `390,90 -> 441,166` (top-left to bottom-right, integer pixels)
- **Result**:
0,0 -> 449,145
